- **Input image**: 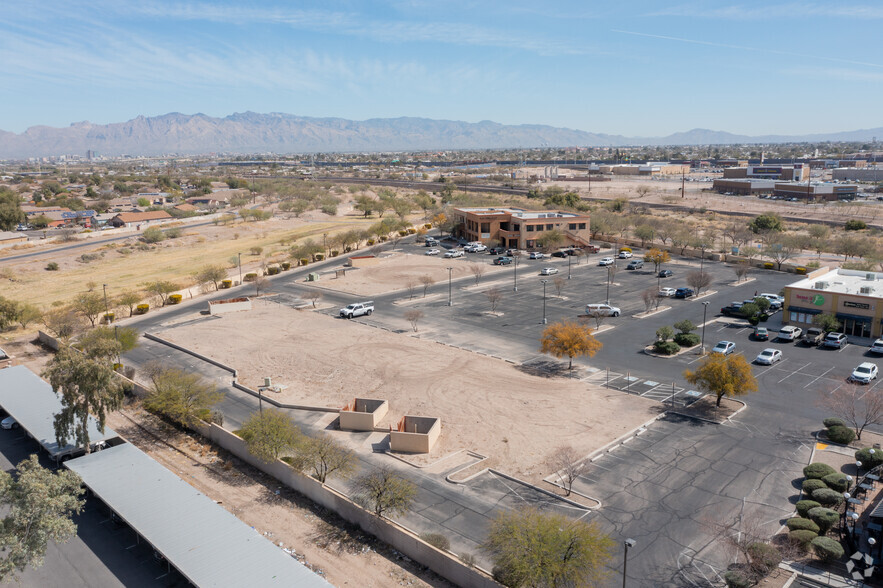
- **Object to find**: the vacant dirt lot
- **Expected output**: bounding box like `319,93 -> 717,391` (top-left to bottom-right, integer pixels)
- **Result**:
160,300 -> 659,480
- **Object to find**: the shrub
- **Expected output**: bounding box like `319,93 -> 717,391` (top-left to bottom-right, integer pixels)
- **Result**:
796,267 -> 807,275
811,488 -> 844,507
398,230 -> 408,237
803,463 -> 836,480
822,473 -> 849,492
855,447 -> 883,469
845,219 -> 867,231
808,507 -> 839,534
330,250 -> 339,257
46,262 -> 59,271
459,553 -> 476,568
423,224 -> 431,229
141,227 -> 165,243
723,571 -> 752,588
823,417 -> 845,429
220,279 -> 232,289
135,304 -> 149,314
266,266 -> 280,275
419,533 -> 450,551
165,227 -> 182,239
379,236 -> 388,241
281,262 -> 291,270
802,479 -> 827,494
826,425 -> 855,445
789,529 -> 818,550
811,536 -> 844,561
244,273 -> 257,282
167,294 -> 182,305
249,246 -> 263,255
653,341 -> 681,355
314,253 -> 325,261
674,333 -> 701,347
102,312 -> 115,324
299,258 -> 309,266
796,499 -> 821,518
763,262 -> 774,269
407,228 -> 417,235
367,239 -> 375,246
747,542 -> 781,576
786,518 -> 820,533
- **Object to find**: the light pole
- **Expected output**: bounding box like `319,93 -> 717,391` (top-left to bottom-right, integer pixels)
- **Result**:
102,284 -> 110,323
567,254 -> 572,280
700,301 -> 709,354
323,232 -> 328,257
238,252 -> 243,285
541,280 -> 548,324
513,256 -> 518,292
447,267 -> 453,306
623,538 -> 636,588
606,265 -> 612,304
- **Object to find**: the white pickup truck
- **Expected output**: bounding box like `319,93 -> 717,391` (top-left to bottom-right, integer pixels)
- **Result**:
339,301 -> 374,318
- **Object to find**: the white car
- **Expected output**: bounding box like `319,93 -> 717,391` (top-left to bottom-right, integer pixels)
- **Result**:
850,362 -> 878,384
598,257 -> 615,266
777,326 -> 803,341
470,243 -> 487,252
0,417 -> 17,430
540,267 -> 559,276
755,348 -> 782,365
870,339 -> 883,354
618,251 -> 633,259
443,249 -> 464,258
425,248 -> 440,256
585,303 -> 621,317
529,252 -> 545,260
712,341 -> 736,355
658,287 -> 677,297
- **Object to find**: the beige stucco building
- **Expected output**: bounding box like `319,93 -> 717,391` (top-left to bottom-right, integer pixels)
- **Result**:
451,207 -> 591,249
783,268 -> 883,339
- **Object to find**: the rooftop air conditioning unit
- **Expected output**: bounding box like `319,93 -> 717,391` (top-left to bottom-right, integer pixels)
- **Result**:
814,281 -> 829,290
861,286 -> 873,294
867,273 -> 876,281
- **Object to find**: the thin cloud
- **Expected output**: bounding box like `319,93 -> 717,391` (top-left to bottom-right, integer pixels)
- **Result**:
612,29 -> 883,69
646,2 -> 883,20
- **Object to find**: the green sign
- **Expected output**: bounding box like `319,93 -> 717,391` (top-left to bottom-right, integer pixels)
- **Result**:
812,294 -> 825,306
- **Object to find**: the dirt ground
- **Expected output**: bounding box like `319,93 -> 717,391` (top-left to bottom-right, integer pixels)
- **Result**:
160,300 -> 660,480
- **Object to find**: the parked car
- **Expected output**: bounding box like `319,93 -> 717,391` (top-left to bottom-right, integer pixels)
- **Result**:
540,267 -> 559,276
529,251 -> 545,260
488,247 -> 506,255
598,257 -> 615,266
339,301 -> 374,318
443,249 -> 464,258
584,245 -> 600,253
424,238 -> 438,247
850,362 -> 879,384
758,293 -> 784,309
464,243 -> 487,253
626,260 -> 644,270
658,287 -> 677,297
777,326 -> 803,341
802,327 -> 826,346
563,249 -> 577,256
493,256 -> 513,265
822,332 -> 848,349
753,327 -> 769,341
0,416 -> 17,430
674,288 -> 695,299
425,248 -> 440,256
720,302 -> 744,317
755,348 -> 783,365
712,341 -> 736,355
618,251 -> 633,259
551,251 -> 567,258
585,303 -> 621,317
871,339 -> 883,354
658,269 -> 673,278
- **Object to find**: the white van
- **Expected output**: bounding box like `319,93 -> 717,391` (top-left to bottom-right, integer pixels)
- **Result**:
585,304 -> 621,317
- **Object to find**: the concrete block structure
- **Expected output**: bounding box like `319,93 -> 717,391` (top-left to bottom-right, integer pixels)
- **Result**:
208,297 -> 252,315
451,207 -> 591,250
339,398 -> 388,431
389,416 -> 441,454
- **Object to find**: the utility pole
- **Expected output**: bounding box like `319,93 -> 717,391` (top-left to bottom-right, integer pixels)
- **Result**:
681,170 -> 686,199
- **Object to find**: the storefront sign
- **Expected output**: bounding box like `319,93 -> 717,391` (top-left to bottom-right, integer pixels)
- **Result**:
844,301 -> 871,310
794,292 -> 825,306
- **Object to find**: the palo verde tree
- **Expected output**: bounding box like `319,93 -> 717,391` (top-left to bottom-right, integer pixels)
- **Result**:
42,346 -> 123,454
142,365 -> 222,429
482,506 -> 615,588
353,466 -> 417,518
239,409 -> 302,463
0,455 -> 86,581
290,433 -> 356,483
644,248 -> 671,273
539,320 -> 602,372
73,291 -> 105,327
684,353 -> 758,407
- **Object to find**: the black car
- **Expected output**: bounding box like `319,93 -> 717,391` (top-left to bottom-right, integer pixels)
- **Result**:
658,269 -> 673,278
720,303 -> 744,317
674,288 -> 695,299
550,251 -> 567,258
488,247 -> 506,255
493,256 -> 513,265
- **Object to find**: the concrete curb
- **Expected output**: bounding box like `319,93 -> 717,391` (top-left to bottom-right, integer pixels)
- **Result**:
633,306 -> 672,319
667,396 -> 747,425
144,332 -> 238,376
487,469 -> 592,511
231,381 -> 338,413
587,414 -> 666,463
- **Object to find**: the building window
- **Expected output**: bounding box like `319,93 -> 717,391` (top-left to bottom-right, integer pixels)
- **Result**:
568,223 -> 577,230
526,225 -> 535,232
790,312 -> 808,323
578,223 -> 586,229
526,240 -> 534,248
546,224 -> 553,230
481,223 -> 490,232
513,224 -> 520,232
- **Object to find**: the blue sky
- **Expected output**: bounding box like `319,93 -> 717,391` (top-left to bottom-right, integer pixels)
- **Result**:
1,1 -> 881,137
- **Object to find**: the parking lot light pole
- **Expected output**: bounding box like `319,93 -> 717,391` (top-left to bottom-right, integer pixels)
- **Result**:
606,266 -> 612,304
238,252 -> 243,285
700,301 -> 709,354
541,280 -> 548,324
568,254 -> 572,280
623,538 -> 636,588
447,267 -> 453,306
513,256 -> 518,292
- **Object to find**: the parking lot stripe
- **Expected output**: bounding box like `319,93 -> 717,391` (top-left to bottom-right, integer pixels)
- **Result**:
802,366 -> 836,389
778,362 -> 810,384
757,359 -> 786,377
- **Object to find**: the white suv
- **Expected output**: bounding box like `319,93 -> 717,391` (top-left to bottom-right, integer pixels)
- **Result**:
585,304 -> 621,317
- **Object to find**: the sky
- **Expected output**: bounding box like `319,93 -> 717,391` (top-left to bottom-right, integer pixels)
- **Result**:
1,1 -> 882,137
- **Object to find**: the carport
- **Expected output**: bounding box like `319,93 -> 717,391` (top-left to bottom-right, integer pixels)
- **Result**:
66,443 -> 330,587
0,365 -> 119,460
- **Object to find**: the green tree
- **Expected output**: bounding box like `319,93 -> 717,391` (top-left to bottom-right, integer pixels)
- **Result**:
144,280 -> 179,306
535,229 -> 565,252
634,224 -> 656,247
656,325 -> 675,342
239,409 -> 302,463
749,214 -> 783,234
685,354 -> 759,407
482,507 -> 615,588
353,195 -> 376,217
116,290 -> 142,317
290,434 -> 356,483
0,455 -> 85,581
673,319 -> 696,334
813,313 -> 841,333
193,264 -> 228,291
142,366 -> 222,429
73,291 -> 105,327
76,326 -> 139,362
0,188 -> 25,231
539,321 -> 602,372
353,466 -> 417,518
42,346 -> 123,453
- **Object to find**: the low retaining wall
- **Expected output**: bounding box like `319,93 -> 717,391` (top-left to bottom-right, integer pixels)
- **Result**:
37,330 -> 61,351
208,297 -> 252,315
346,255 -> 379,268
144,333 -> 238,377
390,416 -> 441,454
196,422 -> 500,588
339,398 -> 388,431
231,381 -> 338,413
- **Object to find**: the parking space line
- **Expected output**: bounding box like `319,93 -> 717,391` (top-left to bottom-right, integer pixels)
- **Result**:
838,345 -> 849,353
757,359 -> 786,377
803,366 -> 836,389
778,362 -> 810,384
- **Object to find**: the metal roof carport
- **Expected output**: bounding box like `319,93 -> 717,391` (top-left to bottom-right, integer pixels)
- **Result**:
0,365 -> 119,460
66,443 -> 330,587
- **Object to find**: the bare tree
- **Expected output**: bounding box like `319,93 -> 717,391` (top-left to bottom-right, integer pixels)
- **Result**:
588,309 -> 606,330
486,287 -> 503,313
419,274 -> 435,298
549,446 -> 586,497
642,287 -> 657,312
552,276 -> 566,297
254,274 -> 269,296
686,270 -> 712,295
634,185 -> 651,199
405,277 -> 418,299
821,384 -> 883,440
703,514 -> 783,586
404,309 -> 423,332
304,290 -> 322,308
469,264 -> 485,285
733,263 -> 750,283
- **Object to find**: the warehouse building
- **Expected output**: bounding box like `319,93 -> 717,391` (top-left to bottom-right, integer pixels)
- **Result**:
832,168 -> 882,182
712,179 -> 776,195
773,182 -> 858,201
452,207 -> 591,249
783,268 -> 883,339
723,164 -> 807,181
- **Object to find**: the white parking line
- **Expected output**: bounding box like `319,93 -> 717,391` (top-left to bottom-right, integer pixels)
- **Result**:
803,366 -> 837,389
838,345 -> 849,353
778,362 -> 810,383
757,359 -> 786,377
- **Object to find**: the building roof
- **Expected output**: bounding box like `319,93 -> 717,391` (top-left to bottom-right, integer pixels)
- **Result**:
788,268 -> 883,297
174,203 -> 197,211
0,366 -> 118,457
112,210 -> 172,223
66,443 -> 330,587
455,207 -> 586,219
0,231 -> 28,242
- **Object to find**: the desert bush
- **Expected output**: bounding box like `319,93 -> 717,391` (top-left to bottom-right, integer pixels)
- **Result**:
419,533 -> 450,551
795,267 -> 807,275
220,279 -> 232,289
855,447 -> 883,469
135,304 -> 149,314
141,226 -> 165,243
244,273 -> 257,282
299,258 -> 309,266
763,261 -> 774,269
723,571 -> 752,588
845,219 -> 867,231
423,224 -> 431,229
808,507 -> 839,534
811,536 -> 844,561
165,227 -> 182,238
653,341 -> 681,355
77,252 -> 102,263
367,239 -> 375,245
823,417 -> 845,429
673,333 -> 700,347
822,473 -> 849,492
249,246 -> 263,255
281,262 -> 291,270
167,294 -> 182,305
314,253 -> 325,261
46,262 -> 59,271
826,425 -> 855,445
786,518 -> 820,533
747,542 -> 781,576
266,266 -> 280,275
801,479 -> 827,494
803,463 -> 836,480
788,529 -> 818,550
330,250 -> 339,257
796,499 -> 821,518
811,488 -> 844,507
459,553 -> 476,567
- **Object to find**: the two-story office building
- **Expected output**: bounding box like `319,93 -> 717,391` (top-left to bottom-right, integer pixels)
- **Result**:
451,207 -> 592,250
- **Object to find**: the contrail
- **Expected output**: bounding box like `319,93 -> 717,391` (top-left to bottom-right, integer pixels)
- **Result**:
612,29 -> 883,69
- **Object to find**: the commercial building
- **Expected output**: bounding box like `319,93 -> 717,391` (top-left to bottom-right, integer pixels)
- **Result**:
109,210 -> 173,228
773,182 -> 858,201
594,163 -> 690,176
451,207 -> 591,249
838,160 -> 868,168
712,179 -> 776,195
832,168 -> 882,182
783,268 -> 883,339
723,164 -> 807,181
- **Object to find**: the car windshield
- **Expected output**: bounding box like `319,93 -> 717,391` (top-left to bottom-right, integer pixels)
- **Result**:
857,366 -> 872,374
760,351 -> 773,357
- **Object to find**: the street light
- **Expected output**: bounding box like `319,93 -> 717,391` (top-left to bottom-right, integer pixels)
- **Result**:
447,267 -> 453,306
323,232 -> 328,257
606,265 -> 613,304
513,256 -> 518,292
541,279 -> 548,324
622,538 -> 636,588
700,302 -> 709,354
102,283 -> 110,322
238,252 -> 243,285
567,254 -> 572,280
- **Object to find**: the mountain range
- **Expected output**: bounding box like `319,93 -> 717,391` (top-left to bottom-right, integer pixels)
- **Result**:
0,112 -> 880,159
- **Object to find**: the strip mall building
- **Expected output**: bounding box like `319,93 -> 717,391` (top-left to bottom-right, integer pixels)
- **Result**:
783,268 -> 883,339
451,207 -> 591,250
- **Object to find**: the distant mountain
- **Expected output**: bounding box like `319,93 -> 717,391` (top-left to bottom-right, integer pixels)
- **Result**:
0,112 -> 880,158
